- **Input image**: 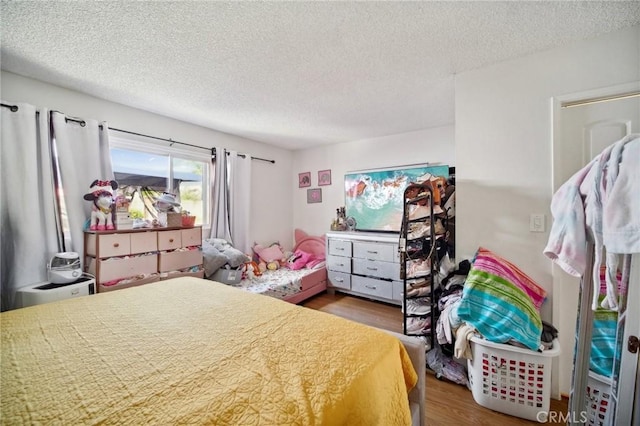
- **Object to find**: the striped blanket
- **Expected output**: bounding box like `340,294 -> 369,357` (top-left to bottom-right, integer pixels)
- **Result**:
590,267 -> 621,377
457,247 -> 547,351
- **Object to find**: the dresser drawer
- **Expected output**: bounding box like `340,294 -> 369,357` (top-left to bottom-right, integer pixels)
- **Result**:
327,270 -> 351,290
158,249 -> 202,272
351,275 -> 393,300
181,227 -> 202,247
91,254 -> 158,283
328,239 -> 352,257
392,280 -> 404,302
130,231 -> 157,254
353,241 -> 398,262
352,258 -> 399,280
327,255 -> 351,273
92,233 -> 131,258
158,230 -> 182,251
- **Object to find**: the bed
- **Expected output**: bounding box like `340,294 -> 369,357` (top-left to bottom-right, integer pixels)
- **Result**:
1,277 -> 424,425
229,230 -> 328,304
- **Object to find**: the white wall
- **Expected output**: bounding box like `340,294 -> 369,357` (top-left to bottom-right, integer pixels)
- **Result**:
1,71 -> 294,248
292,126 -> 455,236
455,25 -> 640,397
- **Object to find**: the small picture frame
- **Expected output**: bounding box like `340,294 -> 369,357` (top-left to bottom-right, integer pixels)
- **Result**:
318,169 -> 332,186
298,172 -> 311,188
307,188 -> 322,204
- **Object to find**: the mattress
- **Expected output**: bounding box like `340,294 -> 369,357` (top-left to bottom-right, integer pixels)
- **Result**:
228,266 -> 323,299
1,277 -> 417,425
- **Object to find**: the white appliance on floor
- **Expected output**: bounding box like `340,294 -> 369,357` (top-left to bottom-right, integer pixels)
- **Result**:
16,276 -> 96,308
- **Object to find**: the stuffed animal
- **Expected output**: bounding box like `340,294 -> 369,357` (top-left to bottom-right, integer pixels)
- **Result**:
242,261 -> 262,280
252,243 -> 285,267
84,179 -> 118,231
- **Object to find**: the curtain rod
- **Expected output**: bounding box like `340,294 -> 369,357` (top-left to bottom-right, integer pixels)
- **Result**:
1,102 -> 19,112
561,90 -> 640,108
1,103 -> 274,164
108,127 -> 275,164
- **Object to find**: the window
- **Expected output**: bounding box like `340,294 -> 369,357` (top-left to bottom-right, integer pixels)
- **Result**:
109,136 -> 211,227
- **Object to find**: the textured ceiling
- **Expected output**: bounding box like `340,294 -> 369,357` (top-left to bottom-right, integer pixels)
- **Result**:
1,1 -> 639,150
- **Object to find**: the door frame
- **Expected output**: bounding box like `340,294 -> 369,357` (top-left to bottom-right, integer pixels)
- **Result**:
550,80 -> 640,406
551,81 -> 640,192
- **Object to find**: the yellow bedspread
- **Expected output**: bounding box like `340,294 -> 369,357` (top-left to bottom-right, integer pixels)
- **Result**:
1,277 -> 417,425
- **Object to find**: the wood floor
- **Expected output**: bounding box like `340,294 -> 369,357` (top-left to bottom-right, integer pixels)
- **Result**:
302,291 -> 569,425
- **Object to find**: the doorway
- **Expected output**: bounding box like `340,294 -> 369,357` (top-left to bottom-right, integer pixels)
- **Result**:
551,82 -> 639,398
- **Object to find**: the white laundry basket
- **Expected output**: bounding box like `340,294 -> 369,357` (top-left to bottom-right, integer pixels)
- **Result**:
467,336 -> 561,423
585,371 -> 613,426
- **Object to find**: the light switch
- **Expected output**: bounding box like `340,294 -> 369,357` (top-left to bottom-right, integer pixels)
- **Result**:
530,214 -> 545,232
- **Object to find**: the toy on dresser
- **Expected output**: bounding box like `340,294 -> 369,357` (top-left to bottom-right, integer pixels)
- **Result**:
84,179 -> 118,231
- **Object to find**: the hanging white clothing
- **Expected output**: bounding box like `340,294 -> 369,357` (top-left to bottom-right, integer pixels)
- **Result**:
603,137 -> 640,253
544,133 -> 639,311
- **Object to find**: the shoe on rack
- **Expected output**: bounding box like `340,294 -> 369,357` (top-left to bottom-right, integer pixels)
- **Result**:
406,277 -> 429,289
407,258 -> 431,278
406,316 -> 432,333
407,222 -> 429,240
404,298 -> 431,315
407,286 -> 431,298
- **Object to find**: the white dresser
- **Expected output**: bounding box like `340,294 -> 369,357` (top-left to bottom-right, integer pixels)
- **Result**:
326,231 -> 402,305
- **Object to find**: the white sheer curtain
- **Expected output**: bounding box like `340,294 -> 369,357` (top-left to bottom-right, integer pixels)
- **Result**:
1,103 -> 59,311
51,112 -> 113,256
209,148 -> 252,254
228,151 -> 252,254
210,147 -> 232,241
0,105 -> 113,311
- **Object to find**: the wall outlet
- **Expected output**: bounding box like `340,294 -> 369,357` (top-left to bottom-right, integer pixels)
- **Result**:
530,214 -> 545,232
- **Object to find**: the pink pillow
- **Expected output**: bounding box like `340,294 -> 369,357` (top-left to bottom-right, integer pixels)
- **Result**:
287,250 -> 312,270
253,244 -> 285,263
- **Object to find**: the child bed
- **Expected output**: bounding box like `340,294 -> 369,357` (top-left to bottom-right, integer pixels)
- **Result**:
1,277 -> 423,425
205,229 -> 328,304
228,230 -> 328,304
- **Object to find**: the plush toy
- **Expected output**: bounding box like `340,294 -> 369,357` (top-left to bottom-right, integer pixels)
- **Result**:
242,261 -> 262,280
267,261 -> 279,271
83,179 -> 118,231
253,243 -> 285,266
286,249 -> 313,270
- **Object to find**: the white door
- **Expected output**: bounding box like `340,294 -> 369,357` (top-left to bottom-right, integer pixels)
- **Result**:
553,84 -> 639,413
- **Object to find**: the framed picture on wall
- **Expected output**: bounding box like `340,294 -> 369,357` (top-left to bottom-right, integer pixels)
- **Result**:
307,188 -> 322,204
318,169 -> 332,186
298,172 -> 311,188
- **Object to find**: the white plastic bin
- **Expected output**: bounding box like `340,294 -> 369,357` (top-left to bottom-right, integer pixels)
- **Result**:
467,336 -> 561,422
585,371 -> 612,426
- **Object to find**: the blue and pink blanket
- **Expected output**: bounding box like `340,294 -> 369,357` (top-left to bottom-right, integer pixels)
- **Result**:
457,247 -> 547,351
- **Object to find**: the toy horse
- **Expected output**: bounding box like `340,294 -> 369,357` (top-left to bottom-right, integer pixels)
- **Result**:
84,179 -> 118,231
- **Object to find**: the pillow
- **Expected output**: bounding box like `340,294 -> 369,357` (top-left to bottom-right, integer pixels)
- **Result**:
287,250 -> 312,270
253,243 -> 285,263
221,247 -> 250,268
201,241 -> 229,278
456,247 -> 547,351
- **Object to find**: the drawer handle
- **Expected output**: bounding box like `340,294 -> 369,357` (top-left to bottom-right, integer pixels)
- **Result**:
338,263 -> 344,267
367,250 -> 378,254
335,278 -> 344,282
336,247 -> 345,251
169,238 -> 174,243
365,285 -> 377,290
367,267 -> 378,271
113,243 -> 119,248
